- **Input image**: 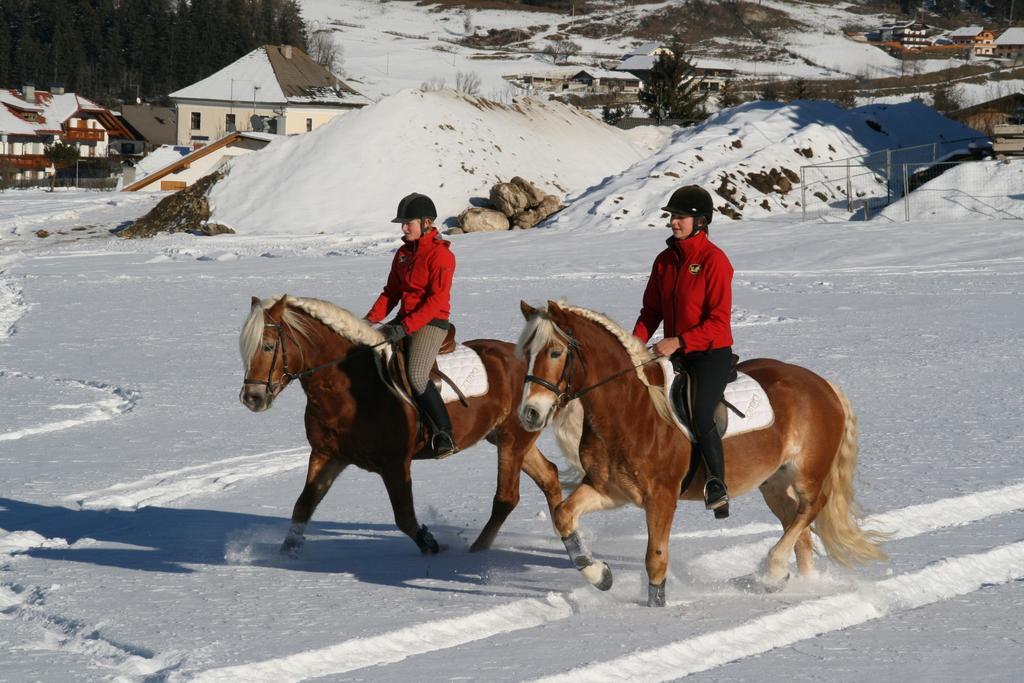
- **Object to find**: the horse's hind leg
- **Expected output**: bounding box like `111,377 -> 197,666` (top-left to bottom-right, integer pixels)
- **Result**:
283,450 -> 348,556
382,459 -> 440,555
554,482 -> 616,591
759,467 -> 825,587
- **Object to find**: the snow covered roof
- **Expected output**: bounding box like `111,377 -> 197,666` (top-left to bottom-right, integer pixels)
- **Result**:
625,42 -> 663,57
948,26 -> 984,39
615,54 -> 656,72
0,89 -> 107,137
995,28 -> 1024,46
570,68 -> 640,82
169,45 -> 371,107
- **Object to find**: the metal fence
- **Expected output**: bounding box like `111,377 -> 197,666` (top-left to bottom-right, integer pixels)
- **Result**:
801,157 -> 1024,221
0,176 -> 118,191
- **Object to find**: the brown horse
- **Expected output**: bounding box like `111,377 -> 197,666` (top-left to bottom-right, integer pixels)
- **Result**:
515,300 -> 885,606
238,295 -> 569,556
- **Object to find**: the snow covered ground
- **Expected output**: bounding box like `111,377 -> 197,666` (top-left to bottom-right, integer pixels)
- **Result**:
2,186 -> 1023,681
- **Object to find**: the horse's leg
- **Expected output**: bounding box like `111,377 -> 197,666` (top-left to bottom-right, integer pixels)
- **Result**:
470,431 -> 527,552
382,459 -> 440,555
521,445 -> 564,526
759,468 -> 818,578
759,469 -> 826,590
553,482 -> 616,591
282,450 -> 348,556
644,488 -> 678,607
470,438 -> 562,551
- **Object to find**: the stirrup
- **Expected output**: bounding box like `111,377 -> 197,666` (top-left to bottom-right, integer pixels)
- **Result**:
432,432 -> 458,460
703,478 -> 729,511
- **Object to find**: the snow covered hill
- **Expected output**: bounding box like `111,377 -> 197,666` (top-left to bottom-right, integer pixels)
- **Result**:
207,88 -> 648,236
546,99 -> 985,226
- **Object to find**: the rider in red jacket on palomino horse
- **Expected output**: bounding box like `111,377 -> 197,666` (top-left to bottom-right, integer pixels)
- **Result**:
632,185 -> 735,517
367,193 -> 458,459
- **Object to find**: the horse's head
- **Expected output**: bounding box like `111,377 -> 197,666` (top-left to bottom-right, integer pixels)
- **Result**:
239,295 -> 307,412
516,300 -> 583,432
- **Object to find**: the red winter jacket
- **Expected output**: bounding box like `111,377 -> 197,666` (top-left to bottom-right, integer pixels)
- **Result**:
632,231 -> 733,353
366,232 -> 455,335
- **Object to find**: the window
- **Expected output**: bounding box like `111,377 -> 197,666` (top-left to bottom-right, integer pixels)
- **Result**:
190,112 -> 201,130
306,118 -> 313,132
225,113 -> 236,131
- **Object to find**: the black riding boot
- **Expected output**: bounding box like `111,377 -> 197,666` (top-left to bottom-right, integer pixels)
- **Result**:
697,425 -> 729,518
413,383 -> 458,459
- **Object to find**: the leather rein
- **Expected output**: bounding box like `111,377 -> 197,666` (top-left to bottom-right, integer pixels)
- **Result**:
242,321 -> 387,395
524,328 -> 661,408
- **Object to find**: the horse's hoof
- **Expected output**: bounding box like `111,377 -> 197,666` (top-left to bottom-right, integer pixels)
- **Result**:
280,537 -> 303,558
762,571 -> 791,593
647,580 -> 666,607
582,561 -> 613,591
416,525 -> 441,554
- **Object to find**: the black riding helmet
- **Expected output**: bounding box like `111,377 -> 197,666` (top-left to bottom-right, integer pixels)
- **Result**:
392,193 -> 438,224
662,185 -> 714,229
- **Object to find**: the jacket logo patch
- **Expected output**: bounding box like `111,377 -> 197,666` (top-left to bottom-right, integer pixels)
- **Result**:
399,254 -> 408,264
688,264 -> 701,275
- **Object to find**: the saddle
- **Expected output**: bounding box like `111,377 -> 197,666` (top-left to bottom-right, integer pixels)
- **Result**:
379,323 -> 470,408
668,353 -> 741,438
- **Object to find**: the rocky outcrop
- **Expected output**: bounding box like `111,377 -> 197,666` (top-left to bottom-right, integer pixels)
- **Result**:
512,194 -> 562,229
118,172 -> 233,238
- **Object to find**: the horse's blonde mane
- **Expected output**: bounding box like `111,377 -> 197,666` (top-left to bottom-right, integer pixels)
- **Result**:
517,301 -> 673,425
240,295 -> 384,373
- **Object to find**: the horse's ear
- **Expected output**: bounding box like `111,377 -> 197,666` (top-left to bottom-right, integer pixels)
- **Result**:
250,296 -> 261,310
268,296 -> 287,318
546,300 -> 563,316
520,300 -> 536,320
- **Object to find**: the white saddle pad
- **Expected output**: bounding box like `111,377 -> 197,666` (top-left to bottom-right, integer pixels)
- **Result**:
657,358 -> 774,441
434,344 -> 488,403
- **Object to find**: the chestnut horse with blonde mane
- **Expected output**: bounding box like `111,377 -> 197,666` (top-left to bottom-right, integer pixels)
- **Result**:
516,300 -> 885,606
238,295 -> 569,556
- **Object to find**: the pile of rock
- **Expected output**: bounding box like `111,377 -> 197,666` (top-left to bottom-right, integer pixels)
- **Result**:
454,177 -> 563,234
118,172 -> 234,238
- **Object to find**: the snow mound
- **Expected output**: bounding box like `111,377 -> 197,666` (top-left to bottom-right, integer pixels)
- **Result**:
207,89 -> 647,237
878,159 -> 1024,222
546,100 -> 983,229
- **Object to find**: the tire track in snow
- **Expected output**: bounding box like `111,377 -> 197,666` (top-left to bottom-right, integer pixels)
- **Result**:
65,447 -> 308,511
531,541 -> 1024,683
187,593 -> 575,683
181,480 -> 1024,681
0,371 -> 139,442
687,480 -> 1024,581
0,530 -> 183,679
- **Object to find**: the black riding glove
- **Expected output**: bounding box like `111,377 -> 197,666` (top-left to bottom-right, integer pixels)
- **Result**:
380,323 -> 407,344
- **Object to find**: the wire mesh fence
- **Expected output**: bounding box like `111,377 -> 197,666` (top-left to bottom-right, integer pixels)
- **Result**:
799,137 -> 1000,221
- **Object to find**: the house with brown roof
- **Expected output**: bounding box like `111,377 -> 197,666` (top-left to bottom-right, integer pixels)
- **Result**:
1,83 -> 136,182
169,44 -> 370,148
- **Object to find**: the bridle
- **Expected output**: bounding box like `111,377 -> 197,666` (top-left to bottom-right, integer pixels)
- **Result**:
242,321 -> 302,396
524,326 -> 662,408
524,331 -> 583,409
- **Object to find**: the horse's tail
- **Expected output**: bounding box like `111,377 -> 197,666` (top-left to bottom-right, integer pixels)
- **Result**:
551,400 -> 585,478
814,381 -> 887,566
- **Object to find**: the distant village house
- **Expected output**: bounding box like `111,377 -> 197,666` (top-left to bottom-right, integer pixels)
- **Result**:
0,83 -> 137,182
994,28 -> 1024,60
169,44 -> 370,148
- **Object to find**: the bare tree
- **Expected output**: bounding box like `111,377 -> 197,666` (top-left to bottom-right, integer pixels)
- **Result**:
306,23 -> 344,76
420,76 -> 447,92
455,71 -> 481,95
543,39 -> 582,65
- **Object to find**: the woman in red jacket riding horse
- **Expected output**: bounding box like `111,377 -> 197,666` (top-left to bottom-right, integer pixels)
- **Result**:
367,193 -> 458,459
632,185 -> 734,516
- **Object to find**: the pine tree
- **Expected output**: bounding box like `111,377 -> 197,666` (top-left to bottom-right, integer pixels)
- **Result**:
638,40 -> 707,124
